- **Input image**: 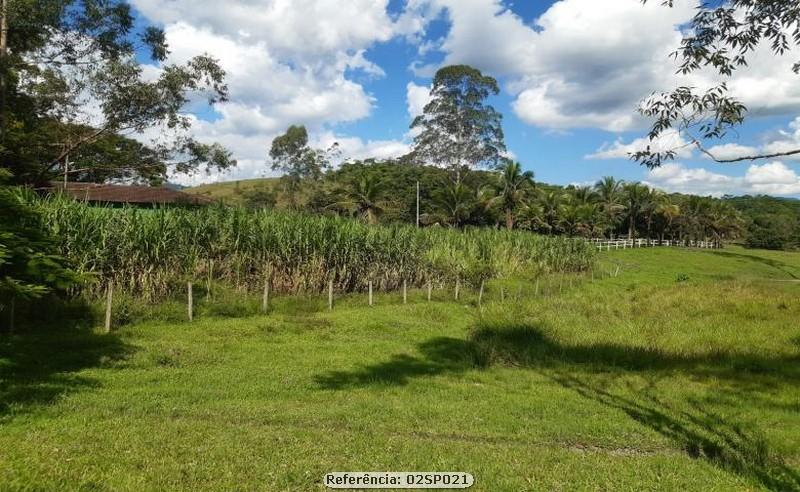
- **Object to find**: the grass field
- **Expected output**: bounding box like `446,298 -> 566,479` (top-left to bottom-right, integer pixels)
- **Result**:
1,246 -> 799,491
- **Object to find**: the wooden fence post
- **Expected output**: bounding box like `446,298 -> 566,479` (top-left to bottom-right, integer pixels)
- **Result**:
500,286 -> 505,301
104,283 -> 113,333
403,279 -> 407,304
478,280 -> 484,307
187,281 -> 193,322
328,279 -> 334,311
534,279 -> 539,296
368,281 -> 373,306
206,259 -> 214,300
427,281 -> 432,302
262,278 -> 270,313
454,278 -> 460,301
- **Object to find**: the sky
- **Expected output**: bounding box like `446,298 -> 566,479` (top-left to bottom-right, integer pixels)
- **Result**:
127,0 -> 800,197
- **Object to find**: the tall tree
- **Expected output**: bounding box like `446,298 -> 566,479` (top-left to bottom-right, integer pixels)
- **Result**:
0,0 -> 234,184
489,160 -> 535,230
536,190 -> 565,235
410,65 -> 505,183
334,175 -> 388,225
269,125 -> 330,209
594,176 -> 624,238
622,183 -> 651,239
635,0 -> 800,167
432,181 -> 475,227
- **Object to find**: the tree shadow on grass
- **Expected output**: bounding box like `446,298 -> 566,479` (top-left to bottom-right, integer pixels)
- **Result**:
0,328 -> 133,421
314,321 -> 800,490
316,323 -> 800,390
710,251 -> 800,279
315,337 -> 474,389
550,373 -> 800,491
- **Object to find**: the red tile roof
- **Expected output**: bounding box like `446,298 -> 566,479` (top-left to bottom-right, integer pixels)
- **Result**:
43,182 -> 213,205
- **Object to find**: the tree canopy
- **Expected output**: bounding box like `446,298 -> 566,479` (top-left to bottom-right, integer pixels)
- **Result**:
410,65 -> 505,182
634,0 -> 800,167
0,0 -> 235,185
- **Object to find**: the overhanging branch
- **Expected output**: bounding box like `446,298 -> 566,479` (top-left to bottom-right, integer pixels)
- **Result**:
691,139 -> 800,163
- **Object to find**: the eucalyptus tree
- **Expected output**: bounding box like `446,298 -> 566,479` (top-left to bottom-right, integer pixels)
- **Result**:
410,65 -> 505,183
635,0 -> 800,167
0,0 -> 234,184
489,160 -> 535,230
270,125 -> 331,209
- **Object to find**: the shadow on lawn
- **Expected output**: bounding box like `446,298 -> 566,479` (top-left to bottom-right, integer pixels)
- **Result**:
0,328 -> 132,420
710,251 -> 800,279
315,320 -> 800,490
551,372 -> 800,491
316,322 -> 800,390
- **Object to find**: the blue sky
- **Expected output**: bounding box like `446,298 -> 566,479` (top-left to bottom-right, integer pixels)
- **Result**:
128,0 -> 800,196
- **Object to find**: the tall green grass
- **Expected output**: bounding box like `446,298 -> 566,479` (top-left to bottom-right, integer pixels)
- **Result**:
38,196 -> 595,299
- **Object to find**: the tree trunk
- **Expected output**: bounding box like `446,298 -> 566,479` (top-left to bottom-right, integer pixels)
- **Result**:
505,208 -> 513,230
0,0 -> 8,143
628,214 -> 635,240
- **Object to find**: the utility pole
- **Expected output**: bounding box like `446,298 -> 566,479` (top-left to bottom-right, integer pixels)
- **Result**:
416,180 -> 420,228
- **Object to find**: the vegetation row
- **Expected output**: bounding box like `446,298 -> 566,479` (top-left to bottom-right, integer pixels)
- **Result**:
37,194 -> 596,301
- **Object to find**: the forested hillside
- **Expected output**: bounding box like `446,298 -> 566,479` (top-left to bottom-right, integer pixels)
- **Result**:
187,160 -> 800,249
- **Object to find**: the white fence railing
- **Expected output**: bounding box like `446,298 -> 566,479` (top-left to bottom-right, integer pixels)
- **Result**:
588,238 -> 721,251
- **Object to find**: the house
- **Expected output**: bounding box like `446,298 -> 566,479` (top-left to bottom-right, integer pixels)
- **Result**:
41,182 -> 213,206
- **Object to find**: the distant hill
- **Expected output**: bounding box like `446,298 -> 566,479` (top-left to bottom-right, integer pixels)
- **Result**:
185,177 -> 282,207
723,195 -> 800,250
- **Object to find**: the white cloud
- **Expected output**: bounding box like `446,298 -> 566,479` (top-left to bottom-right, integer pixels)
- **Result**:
702,143 -> 760,161
314,131 -> 411,163
644,161 -> 800,197
587,130 -> 692,160
761,116 -> 800,161
406,82 -> 432,118
411,0 -> 800,132
702,117 -> 800,162
128,1 -> 421,184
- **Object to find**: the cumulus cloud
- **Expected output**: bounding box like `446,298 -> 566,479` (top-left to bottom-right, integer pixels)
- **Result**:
129,0 -> 419,183
702,117 -> 800,162
406,82 -> 432,118
314,131 -> 411,163
410,0 -> 800,132
587,130 -> 692,160
644,161 -> 800,197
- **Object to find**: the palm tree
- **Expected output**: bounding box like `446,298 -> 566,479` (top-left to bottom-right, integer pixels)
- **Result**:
642,188 -> 665,239
560,201 -> 582,237
594,176 -> 624,237
433,181 -> 475,227
572,185 -> 597,205
536,190 -> 565,234
622,183 -> 651,239
490,160 -> 535,230
656,198 -> 681,242
335,175 -> 387,225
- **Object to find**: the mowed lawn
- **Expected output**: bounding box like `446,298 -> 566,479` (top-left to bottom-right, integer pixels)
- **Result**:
2,247 -> 800,491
